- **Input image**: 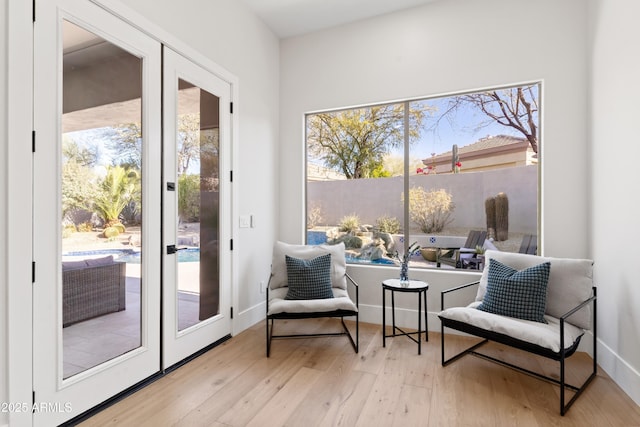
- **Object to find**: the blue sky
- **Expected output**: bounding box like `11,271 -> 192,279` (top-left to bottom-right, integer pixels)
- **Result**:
404,97 -> 524,159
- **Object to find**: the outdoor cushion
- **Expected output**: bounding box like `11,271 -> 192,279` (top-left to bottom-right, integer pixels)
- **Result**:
62,260 -> 89,271
268,287 -> 357,315
440,301 -> 584,354
270,241 -> 347,290
476,250 -> 593,329
284,254 -> 333,300
477,259 -> 550,323
85,255 -> 115,267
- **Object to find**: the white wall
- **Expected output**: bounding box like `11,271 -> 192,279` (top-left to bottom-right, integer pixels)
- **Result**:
589,0 -> 640,405
0,1 -> 8,425
123,0 -> 280,329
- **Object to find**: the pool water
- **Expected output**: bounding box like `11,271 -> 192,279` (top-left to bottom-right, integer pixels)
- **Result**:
64,248 -> 200,263
307,230 -> 328,245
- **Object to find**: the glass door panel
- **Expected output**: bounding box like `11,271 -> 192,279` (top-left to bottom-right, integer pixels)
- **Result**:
61,20 -> 143,379
176,80 -> 220,331
163,47 -> 231,368
33,1 -> 161,423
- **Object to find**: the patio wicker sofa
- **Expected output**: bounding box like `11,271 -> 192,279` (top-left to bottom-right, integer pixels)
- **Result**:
62,255 -> 127,327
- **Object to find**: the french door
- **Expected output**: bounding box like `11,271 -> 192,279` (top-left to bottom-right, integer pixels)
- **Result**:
162,47 -> 232,368
33,1 -> 231,424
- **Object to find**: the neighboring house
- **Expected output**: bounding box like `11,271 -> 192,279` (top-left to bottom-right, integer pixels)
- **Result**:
420,135 -> 536,174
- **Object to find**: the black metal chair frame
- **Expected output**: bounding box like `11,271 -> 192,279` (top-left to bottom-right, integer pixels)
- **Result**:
440,281 -> 597,416
266,273 -> 359,357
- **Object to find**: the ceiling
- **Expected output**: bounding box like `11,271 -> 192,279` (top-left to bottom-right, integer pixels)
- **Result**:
241,0 -> 442,38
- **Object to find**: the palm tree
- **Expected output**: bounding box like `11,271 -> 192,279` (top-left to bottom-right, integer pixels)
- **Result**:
93,165 -> 139,227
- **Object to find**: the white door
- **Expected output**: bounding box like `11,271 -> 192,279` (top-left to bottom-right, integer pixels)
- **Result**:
162,47 -> 232,368
33,1 -> 161,424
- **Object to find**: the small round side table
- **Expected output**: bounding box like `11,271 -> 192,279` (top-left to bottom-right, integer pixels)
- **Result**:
382,279 -> 429,354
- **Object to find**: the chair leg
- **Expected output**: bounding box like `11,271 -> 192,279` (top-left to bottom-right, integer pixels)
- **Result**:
266,317 -> 274,357
441,323 -> 488,366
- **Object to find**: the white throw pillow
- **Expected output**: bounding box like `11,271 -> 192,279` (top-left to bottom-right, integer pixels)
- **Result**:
270,241 -> 347,290
476,250 -> 593,329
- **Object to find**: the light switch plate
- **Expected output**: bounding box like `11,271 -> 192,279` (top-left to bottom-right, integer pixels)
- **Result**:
239,214 -> 251,228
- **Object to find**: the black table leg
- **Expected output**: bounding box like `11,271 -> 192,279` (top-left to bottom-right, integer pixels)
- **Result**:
382,287 -> 386,347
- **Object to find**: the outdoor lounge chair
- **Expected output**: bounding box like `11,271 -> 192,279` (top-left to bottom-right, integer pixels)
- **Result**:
439,250 -> 596,415
438,230 -> 487,268
266,241 -> 359,357
519,233 -> 538,254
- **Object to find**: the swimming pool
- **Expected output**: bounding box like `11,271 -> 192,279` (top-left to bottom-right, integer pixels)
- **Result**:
64,248 -> 200,263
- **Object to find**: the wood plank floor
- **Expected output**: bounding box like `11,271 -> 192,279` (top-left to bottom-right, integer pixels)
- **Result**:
80,319 -> 640,426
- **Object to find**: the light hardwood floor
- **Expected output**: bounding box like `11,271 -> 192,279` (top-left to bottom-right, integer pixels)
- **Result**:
80,319 -> 640,426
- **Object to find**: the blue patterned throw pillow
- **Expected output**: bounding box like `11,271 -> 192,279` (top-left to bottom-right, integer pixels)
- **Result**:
477,259 -> 551,323
284,254 -> 334,300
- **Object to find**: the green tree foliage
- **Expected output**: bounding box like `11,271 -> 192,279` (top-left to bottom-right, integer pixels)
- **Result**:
62,136 -> 98,167
94,165 -> 140,226
61,138 -> 99,219
111,123 -> 143,169
307,104 -> 427,179
178,174 -> 200,223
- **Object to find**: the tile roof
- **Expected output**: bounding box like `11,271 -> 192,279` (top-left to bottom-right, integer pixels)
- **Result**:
428,134 -> 528,161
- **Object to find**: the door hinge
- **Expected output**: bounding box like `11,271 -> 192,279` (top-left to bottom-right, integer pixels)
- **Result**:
32,131 -> 36,153
230,239 -> 233,251
32,0 -> 36,22
230,307 -> 233,319
230,170 -> 233,182
230,102 -> 233,114
32,390 -> 35,405
32,261 -> 35,283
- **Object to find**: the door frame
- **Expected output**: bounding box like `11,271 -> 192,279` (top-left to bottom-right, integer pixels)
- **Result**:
162,46 -> 233,368
5,1 -> 239,425
33,1 -> 163,424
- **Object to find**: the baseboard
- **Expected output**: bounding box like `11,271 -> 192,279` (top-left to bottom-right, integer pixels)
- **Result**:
358,303 -> 441,333
234,301 -> 266,335
598,338 -> 640,406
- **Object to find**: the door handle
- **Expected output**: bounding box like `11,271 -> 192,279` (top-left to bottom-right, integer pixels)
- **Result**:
166,245 -> 187,255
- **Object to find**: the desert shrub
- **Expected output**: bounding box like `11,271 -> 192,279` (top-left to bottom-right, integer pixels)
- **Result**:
307,205 -> 324,229
77,222 -> 93,233
103,226 -> 120,238
339,214 -> 360,234
405,187 -> 455,233
62,224 -> 77,239
113,223 -> 126,233
375,215 -> 401,234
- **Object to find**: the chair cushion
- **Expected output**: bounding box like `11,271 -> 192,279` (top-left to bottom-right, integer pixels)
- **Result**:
270,241 -> 347,290
268,287 -> 357,315
476,250 -> 594,329
439,302 -> 584,353
477,259 -> 550,323
284,254 -> 333,300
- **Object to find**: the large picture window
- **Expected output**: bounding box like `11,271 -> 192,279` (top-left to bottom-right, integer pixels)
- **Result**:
306,83 -> 540,270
